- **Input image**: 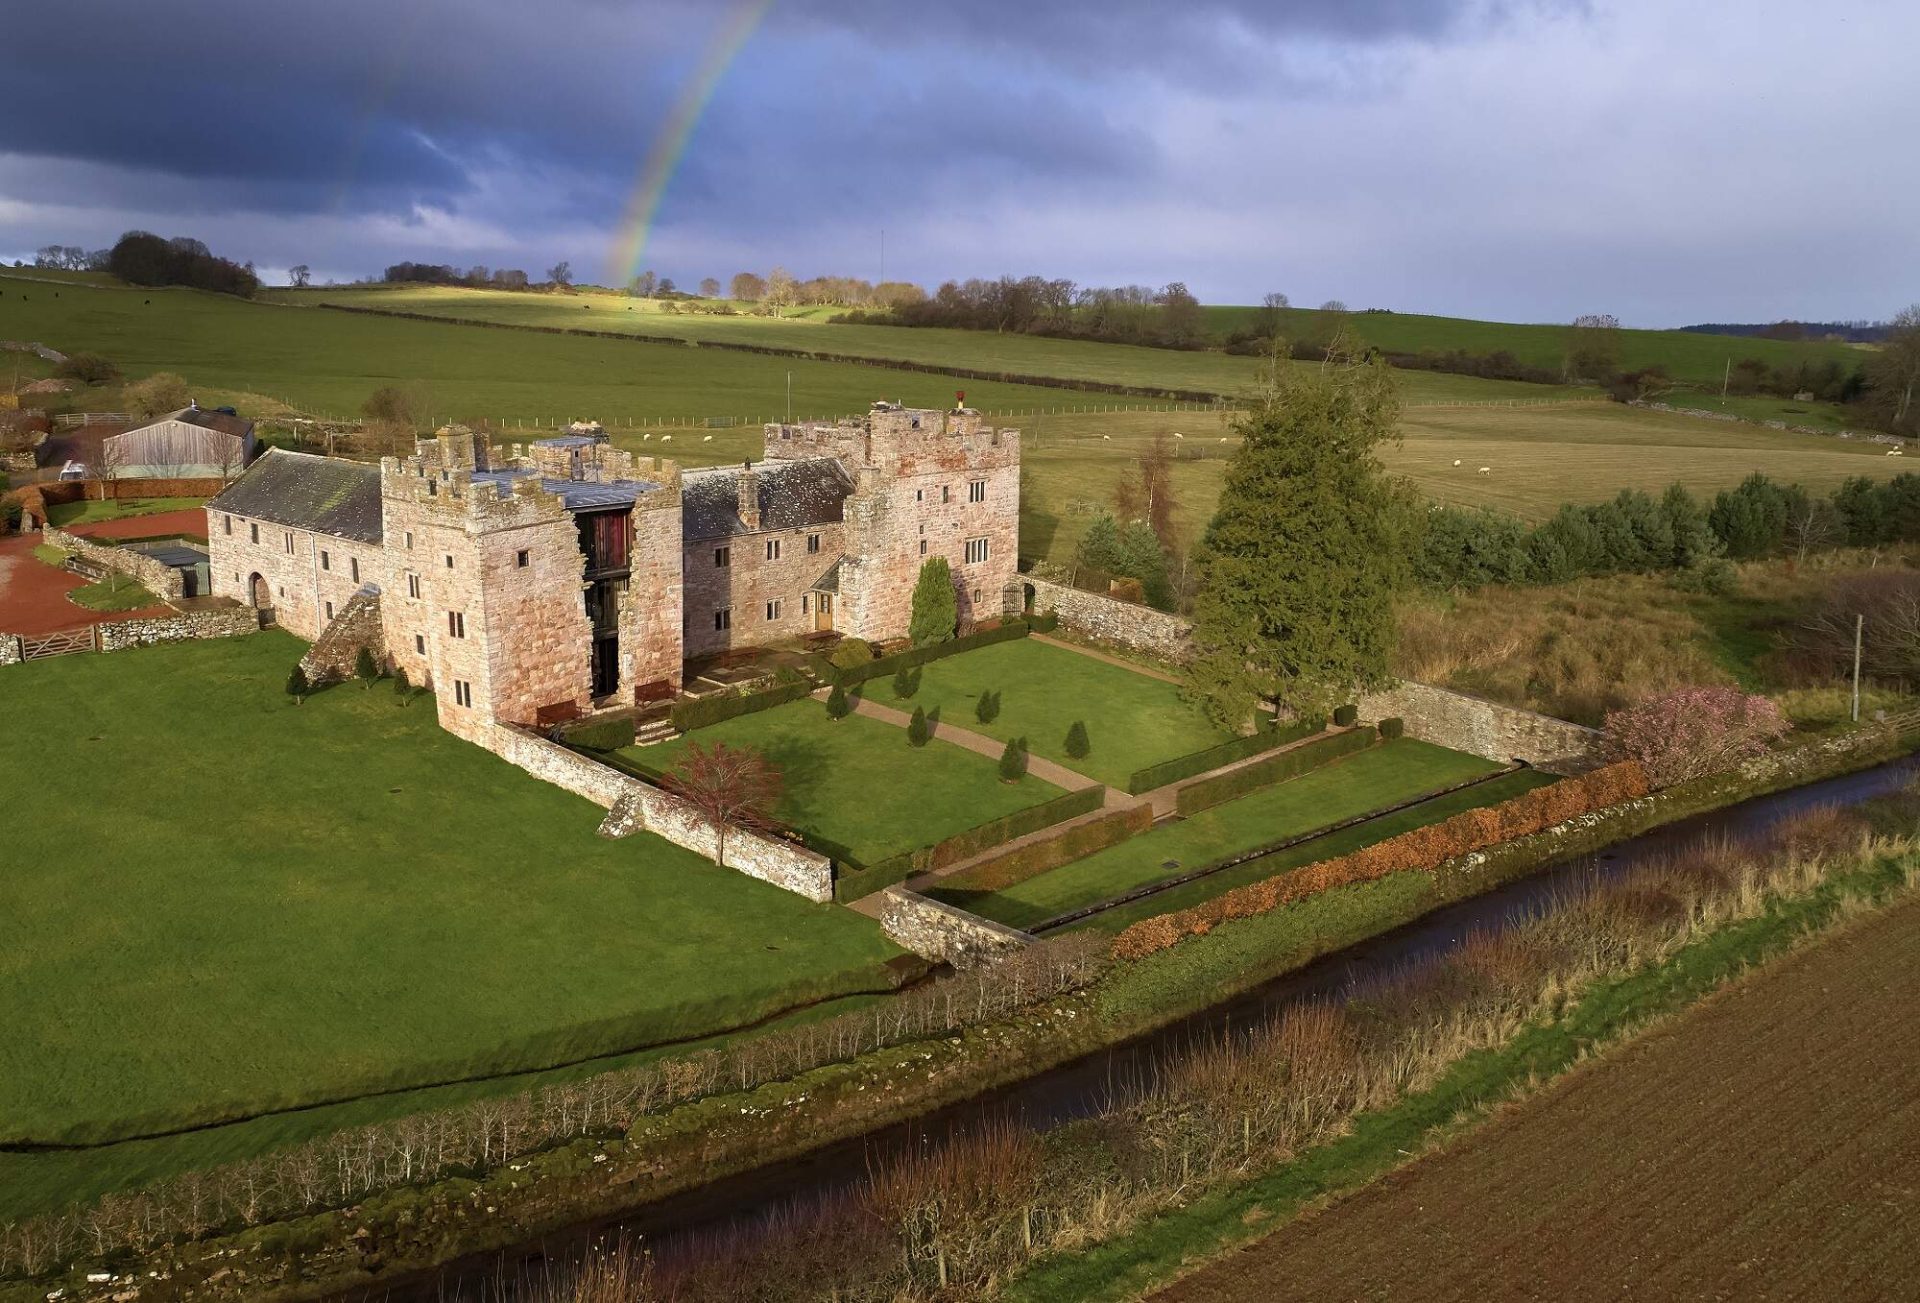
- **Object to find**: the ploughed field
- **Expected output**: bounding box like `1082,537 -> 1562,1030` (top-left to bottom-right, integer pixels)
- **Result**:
0,634 -> 904,1158
1152,892 -> 1920,1303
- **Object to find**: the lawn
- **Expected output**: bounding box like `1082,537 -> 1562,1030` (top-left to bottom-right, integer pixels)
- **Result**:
0,633 -> 904,1151
619,697 -> 1064,866
934,741 -> 1542,931
44,496 -> 208,527
904,637 -> 1235,789
66,574 -> 157,610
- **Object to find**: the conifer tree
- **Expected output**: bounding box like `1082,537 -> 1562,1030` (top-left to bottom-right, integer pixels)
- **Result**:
1064,719 -> 1090,758
1186,337 -> 1407,726
825,681 -> 851,720
392,665 -> 411,704
975,688 -> 1001,723
909,557 -> 958,646
286,663 -> 309,704
997,735 -> 1028,781
354,645 -> 379,689
907,704 -> 930,747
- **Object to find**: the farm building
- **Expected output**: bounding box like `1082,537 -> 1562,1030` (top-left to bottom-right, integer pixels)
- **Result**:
100,406 -> 255,478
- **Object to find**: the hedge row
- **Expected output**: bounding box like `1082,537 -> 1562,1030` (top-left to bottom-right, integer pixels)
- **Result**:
820,618 -> 1031,689
1110,760 -> 1650,961
1123,713 -> 1330,795
1174,726 -> 1378,816
832,783 -> 1107,902
558,716 -> 636,752
669,678 -> 815,732
933,801 -> 1155,897
1030,608 -> 1060,633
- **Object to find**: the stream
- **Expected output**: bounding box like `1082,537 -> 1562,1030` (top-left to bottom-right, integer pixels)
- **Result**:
348,754 -> 1917,1301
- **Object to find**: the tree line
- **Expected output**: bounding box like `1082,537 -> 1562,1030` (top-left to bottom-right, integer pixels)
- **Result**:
843,275 -> 1211,348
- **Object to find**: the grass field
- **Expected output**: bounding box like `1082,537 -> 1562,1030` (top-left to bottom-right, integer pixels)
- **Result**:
901,637 -> 1234,789
64,574 -> 156,610
0,634 -> 903,1151
42,496 -> 207,527
937,741 -> 1528,930
0,274 -> 1127,426
279,283 -> 1599,406
616,697 -> 1063,866
1149,891 -> 1920,1302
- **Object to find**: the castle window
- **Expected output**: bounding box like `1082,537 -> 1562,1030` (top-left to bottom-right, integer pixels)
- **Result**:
223,514 -> 232,535
807,533 -> 820,554
765,539 -> 781,561
320,550 -> 330,571
350,558 -> 360,582
919,539 -> 928,555
969,479 -> 986,503
249,522 -> 259,544
965,537 -> 990,564
714,545 -> 730,568
972,588 -> 981,603
445,554 -> 454,569
453,679 -> 472,708
941,485 -> 951,504
427,480 -> 437,497
915,489 -> 923,502
283,531 -> 295,554
415,634 -> 426,655
325,601 -> 335,620
516,550 -> 530,568
406,572 -> 420,599
405,531 -> 414,549
448,610 -> 466,638
801,594 -> 810,614
765,599 -> 783,621
714,606 -> 732,631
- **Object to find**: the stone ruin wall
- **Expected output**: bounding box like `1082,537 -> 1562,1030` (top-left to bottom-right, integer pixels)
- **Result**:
1022,576 -> 1193,662
878,886 -> 1035,968
299,588 -> 386,683
1357,680 -> 1602,774
44,525 -> 185,602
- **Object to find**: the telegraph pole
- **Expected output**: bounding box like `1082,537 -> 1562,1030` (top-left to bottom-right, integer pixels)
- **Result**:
785,371 -> 792,425
1852,613 -> 1864,723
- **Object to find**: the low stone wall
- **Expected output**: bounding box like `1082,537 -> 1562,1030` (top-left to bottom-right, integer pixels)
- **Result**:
481,723 -> 835,903
1023,576 -> 1192,661
878,886 -> 1035,968
42,525 -> 185,601
1358,679 -> 1601,774
1629,399 -> 1905,447
300,588 -> 386,683
0,634 -> 20,666
96,603 -> 257,652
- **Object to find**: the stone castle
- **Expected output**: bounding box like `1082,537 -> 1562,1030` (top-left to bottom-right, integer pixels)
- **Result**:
205,403 -> 1021,742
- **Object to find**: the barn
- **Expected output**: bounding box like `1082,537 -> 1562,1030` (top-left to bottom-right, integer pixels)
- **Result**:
100,405 -> 256,479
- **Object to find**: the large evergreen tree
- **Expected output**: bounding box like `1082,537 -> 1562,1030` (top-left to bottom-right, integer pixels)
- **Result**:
1185,340 -> 1407,726
909,556 -> 958,646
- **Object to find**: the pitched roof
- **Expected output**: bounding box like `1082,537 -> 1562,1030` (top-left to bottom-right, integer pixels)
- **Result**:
682,458 -> 852,540
207,449 -> 383,543
175,407 -> 255,439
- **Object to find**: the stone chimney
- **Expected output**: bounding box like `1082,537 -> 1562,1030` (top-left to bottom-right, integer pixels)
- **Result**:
737,460 -> 761,530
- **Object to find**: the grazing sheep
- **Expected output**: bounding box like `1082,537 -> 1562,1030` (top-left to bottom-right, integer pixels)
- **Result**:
1888,448 -> 1903,457
702,434 -> 713,441
1452,458 -> 1462,467
1173,431 -> 1183,439
1101,434 -> 1112,440
1477,466 -> 1492,476
661,434 -> 672,442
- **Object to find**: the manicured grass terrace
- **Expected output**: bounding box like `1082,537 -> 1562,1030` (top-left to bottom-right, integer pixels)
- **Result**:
906,637 -> 1237,789
934,740 -> 1551,931
43,496 -> 209,528
620,696 -> 1064,866
0,634 -> 903,1151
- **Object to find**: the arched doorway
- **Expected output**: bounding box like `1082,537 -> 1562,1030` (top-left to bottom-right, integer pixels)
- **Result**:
248,573 -> 276,626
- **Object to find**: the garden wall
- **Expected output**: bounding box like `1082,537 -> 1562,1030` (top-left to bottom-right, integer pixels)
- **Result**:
1357,680 -> 1600,774
879,887 -> 1035,968
0,634 -> 20,666
1023,577 -> 1191,661
96,604 -> 257,652
480,723 -> 835,903
42,525 -> 185,601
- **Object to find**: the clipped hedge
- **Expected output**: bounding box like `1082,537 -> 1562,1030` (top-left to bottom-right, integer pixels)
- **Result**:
558,716 -> 636,752
1031,608 -> 1060,633
1124,714 -> 1326,795
1332,703 -> 1358,728
1175,726 -> 1378,816
1379,716 -> 1405,740
822,618 -> 1031,688
1112,760 -> 1651,961
670,679 -> 815,732
832,783 -> 1106,902
934,802 -> 1154,897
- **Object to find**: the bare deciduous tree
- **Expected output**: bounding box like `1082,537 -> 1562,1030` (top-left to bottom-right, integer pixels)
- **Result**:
664,740 -> 783,866
287,264 -> 311,288
698,276 -> 721,299
729,271 -> 767,301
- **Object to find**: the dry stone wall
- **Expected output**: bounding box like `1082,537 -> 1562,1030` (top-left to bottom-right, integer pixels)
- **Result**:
1023,577 -> 1192,661
878,887 -> 1035,968
0,634 -> 22,666
43,526 -> 185,601
1358,680 -> 1601,774
96,604 -> 258,652
299,588 -> 386,682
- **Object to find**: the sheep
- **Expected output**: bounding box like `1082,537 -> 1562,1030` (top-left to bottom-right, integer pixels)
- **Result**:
1887,447 -> 1903,457
1452,458 -> 1462,467
1477,466 -> 1492,476
1173,431 -> 1184,438
702,434 -> 713,441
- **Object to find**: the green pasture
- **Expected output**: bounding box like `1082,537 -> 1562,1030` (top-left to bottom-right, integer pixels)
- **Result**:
0,634 -> 902,1154
43,496 -> 208,527
618,696 -> 1063,866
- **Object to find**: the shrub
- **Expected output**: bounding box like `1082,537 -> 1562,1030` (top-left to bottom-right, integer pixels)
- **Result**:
670,679 -> 814,731
999,736 -> 1029,782
1378,716 -> 1405,740
1065,720 -> 1090,759
936,803 -> 1153,896
55,352 -> 121,385
909,556 -> 957,646
392,666 -> 411,704
891,665 -> 921,700
907,705 -> 930,747
354,646 -> 380,688
561,716 -> 637,752
825,682 -> 851,720
1332,703 -> 1358,728
123,371 -> 191,419
825,620 -> 1029,687
975,689 -> 1002,724
285,664 -> 308,703
1602,687 -> 1792,787
828,637 -> 876,671
1033,608 -> 1060,633
1176,727 -> 1378,816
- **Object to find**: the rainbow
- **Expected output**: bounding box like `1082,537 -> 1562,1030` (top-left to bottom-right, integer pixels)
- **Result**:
606,0 -> 776,286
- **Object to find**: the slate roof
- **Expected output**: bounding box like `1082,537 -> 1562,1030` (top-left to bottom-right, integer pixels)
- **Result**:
682,458 -> 853,540
174,407 -> 255,439
809,557 -> 843,593
207,449 -> 384,544
468,468 -> 659,511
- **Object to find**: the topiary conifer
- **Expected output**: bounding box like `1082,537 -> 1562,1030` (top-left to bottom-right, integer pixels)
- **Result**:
997,735 -> 1028,782
975,689 -> 1001,723
1064,719 -> 1090,758
286,663 -> 309,704
825,682 -> 851,720
354,646 -> 379,689
907,705 -> 930,747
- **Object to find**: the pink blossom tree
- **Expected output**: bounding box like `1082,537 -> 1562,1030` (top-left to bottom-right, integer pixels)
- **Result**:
1602,686 -> 1791,787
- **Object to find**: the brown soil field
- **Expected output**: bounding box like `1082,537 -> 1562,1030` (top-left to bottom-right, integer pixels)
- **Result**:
1153,893 -> 1920,1303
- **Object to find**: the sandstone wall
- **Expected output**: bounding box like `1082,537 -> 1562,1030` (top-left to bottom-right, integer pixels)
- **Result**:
620,486 -> 684,693
44,525 -> 185,602
299,588 -> 386,683
878,886 -> 1035,968
0,634 -> 22,666
1358,680 -> 1601,774
1022,577 -> 1193,661
480,722 -> 835,902
208,508 -> 385,642
682,519 -> 845,658
96,603 -> 258,652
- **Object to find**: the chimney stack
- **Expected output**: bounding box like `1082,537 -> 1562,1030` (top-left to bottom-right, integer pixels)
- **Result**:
737,459 -> 761,530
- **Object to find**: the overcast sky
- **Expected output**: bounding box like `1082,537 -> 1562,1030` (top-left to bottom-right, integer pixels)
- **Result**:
1,0 -> 1911,325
